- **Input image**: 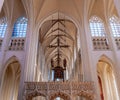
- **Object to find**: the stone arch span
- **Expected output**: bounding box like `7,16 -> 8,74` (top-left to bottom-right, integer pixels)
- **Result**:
75,91 -> 94,100
49,91 -> 71,100
26,91 -> 46,100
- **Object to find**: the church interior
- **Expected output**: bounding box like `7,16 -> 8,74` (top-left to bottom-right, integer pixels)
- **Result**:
0,0 -> 120,100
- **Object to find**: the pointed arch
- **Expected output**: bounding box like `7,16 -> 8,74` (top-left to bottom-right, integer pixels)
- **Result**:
89,15 -> 106,37
98,54 -> 114,67
89,16 -> 110,50
26,91 -> 46,100
3,56 -> 21,71
49,92 -> 71,100
12,16 -> 28,37
74,91 -> 94,100
97,55 -> 119,100
109,15 -> 120,37
1,56 -> 21,100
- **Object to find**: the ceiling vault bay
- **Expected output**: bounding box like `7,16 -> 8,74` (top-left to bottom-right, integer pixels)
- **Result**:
39,15 -> 77,78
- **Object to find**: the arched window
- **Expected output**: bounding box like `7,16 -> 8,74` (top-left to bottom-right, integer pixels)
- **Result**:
0,17 -> 7,38
89,16 -> 106,37
12,17 -> 28,37
109,16 -> 120,37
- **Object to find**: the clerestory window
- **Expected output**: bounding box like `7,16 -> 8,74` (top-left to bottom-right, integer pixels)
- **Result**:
109,16 -> 120,37
0,17 -> 7,38
12,17 -> 28,37
89,16 -> 106,37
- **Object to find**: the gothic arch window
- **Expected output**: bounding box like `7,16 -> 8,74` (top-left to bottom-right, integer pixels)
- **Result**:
12,17 -> 28,37
89,16 -> 106,37
109,16 -> 120,37
89,16 -> 109,50
0,17 -> 7,38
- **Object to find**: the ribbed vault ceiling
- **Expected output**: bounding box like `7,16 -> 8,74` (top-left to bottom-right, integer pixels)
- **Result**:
39,13 -> 77,68
1,0 -> 118,25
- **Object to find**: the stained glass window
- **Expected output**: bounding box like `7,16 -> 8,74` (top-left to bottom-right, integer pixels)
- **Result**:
0,17 -> 7,38
109,16 -> 120,37
89,16 -> 106,37
12,17 -> 28,37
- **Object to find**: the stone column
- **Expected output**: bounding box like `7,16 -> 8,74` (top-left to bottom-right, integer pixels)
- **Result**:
24,21 -> 37,81
79,21 -> 93,81
82,10 -> 101,99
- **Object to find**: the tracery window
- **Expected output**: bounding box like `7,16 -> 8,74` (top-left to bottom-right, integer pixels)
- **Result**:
0,17 -> 7,38
12,17 -> 28,37
89,16 -> 106,37
109,16 -> 120,37
109,16 -> 120,49
9,17 -> 28,50
89,16 -> 109,50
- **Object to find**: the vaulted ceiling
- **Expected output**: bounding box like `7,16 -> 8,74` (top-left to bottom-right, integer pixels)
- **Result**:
39,13 -> 77,69
0,0 -> 118,24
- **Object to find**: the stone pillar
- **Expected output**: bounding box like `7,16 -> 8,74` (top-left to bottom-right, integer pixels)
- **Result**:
79,20 -> 93,81
82,11 -> 101,99
24,21 -> 37,81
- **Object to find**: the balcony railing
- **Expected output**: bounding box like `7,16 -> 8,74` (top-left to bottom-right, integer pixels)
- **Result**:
9,37 -> 25,51
92,37 -> 110,50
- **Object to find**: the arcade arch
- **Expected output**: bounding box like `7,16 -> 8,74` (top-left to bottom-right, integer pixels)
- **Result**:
97,56 -> 119,100
49,92 -> 71,100
1,57 -> 21,100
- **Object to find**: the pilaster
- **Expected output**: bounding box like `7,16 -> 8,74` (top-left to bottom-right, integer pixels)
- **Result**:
24,21 -> 38,81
